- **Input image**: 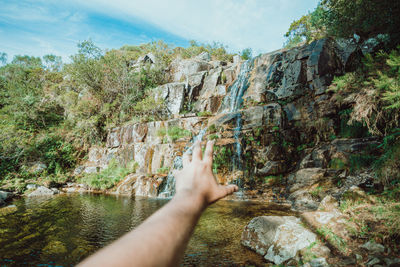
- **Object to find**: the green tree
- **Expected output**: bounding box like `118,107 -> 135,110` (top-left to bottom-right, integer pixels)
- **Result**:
240,48 -> 252,60
0,52 -> 7,65
284,4 -> 326,47
320,0 -> 400,44
43,54 -> 62,72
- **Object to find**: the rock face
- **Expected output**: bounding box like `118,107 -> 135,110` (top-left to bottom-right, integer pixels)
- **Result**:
75,38 -> 373,202
241,216 -> 320,264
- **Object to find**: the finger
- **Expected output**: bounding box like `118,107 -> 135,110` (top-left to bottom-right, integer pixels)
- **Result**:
203,140 -> 214,165
192,140 -> 202,161
216,184 -> 238,200
182,152 -> 190,167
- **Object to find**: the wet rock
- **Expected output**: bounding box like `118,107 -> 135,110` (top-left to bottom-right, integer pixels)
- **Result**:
28,186 -> 58,197
241,216 -> 317,265
361,240 -> 385,254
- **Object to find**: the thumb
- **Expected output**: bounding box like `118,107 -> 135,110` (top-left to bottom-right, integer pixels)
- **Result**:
214,184 -> 238,201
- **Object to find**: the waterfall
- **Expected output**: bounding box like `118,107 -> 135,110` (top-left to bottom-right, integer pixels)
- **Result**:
228,60 -> 252,113
224,59 -> 253,188
158,127 -> 207,198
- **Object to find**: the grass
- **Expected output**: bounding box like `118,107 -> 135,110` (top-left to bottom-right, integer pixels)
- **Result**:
339,187 -> 400,249
316,226 -> 347,253
310,186 -> 323,198
167,126 -> 192,142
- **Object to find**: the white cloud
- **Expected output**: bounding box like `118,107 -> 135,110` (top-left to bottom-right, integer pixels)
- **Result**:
74,0 -> 319,53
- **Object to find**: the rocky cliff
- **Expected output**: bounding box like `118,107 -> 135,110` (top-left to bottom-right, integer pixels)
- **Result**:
73,38 -> 376,209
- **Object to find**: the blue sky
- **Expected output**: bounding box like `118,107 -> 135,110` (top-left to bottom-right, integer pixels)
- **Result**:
0,0 -> 319,62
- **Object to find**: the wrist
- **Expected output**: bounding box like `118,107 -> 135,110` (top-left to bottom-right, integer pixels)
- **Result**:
173,190 -> 207,214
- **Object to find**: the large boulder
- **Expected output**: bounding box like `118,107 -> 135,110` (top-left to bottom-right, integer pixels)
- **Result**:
241,216 -> 323,265
156,82 -> 186,115
28,186 -> 58,197
171,58 -> 212,82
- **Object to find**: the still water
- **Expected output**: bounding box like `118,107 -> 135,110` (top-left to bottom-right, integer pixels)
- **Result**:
0,194 -> 291,266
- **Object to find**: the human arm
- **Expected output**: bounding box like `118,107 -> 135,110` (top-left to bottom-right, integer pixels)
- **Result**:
79,140 -> 238,267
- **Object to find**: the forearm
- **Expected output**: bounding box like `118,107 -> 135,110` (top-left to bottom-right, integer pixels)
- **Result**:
79,192 -> 205,267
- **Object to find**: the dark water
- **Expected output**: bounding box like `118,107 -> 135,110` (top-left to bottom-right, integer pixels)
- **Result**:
0,194 -> 291,266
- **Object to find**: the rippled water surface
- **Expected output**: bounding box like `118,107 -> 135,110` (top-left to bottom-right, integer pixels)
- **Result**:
0,194 -> 291,266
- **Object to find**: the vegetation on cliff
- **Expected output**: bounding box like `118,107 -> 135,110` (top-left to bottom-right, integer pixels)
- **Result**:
0,40 -> 237,190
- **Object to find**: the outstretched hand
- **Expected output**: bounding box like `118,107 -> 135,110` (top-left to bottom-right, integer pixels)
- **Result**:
174,140 -> 238,208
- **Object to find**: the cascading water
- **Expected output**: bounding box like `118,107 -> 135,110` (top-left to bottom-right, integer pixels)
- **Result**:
223,59 -> 253,188
159,59 -> 253,197
158,128 -> 207,198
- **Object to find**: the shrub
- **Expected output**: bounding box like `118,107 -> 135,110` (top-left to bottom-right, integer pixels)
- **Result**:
79,160 -> 137,190
167,126 -> 191,142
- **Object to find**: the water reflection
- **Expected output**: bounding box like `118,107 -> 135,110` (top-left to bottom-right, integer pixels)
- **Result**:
0,194 -> 292,266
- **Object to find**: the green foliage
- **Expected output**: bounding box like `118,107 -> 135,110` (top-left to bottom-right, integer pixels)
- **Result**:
0,52 -> 7,65
207,134 -> 219,141
284,0 -> 400,47
180,40 -> 234,62
284,4 -> 326,47
167,126 -> 192,142
157,166 -> 170,174
320,0 -> 400,43
28,134 -> 77,174
316,226 -> 347,252
212,146 -> 233,173
329,158 -> 346,170
79,160 -> 137,190
263,175 -> 283,185
197,111 -> 213,117
240,48 -> 252,60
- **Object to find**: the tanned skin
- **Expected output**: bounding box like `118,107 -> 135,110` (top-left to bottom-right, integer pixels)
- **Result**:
79,140 -> 239,267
